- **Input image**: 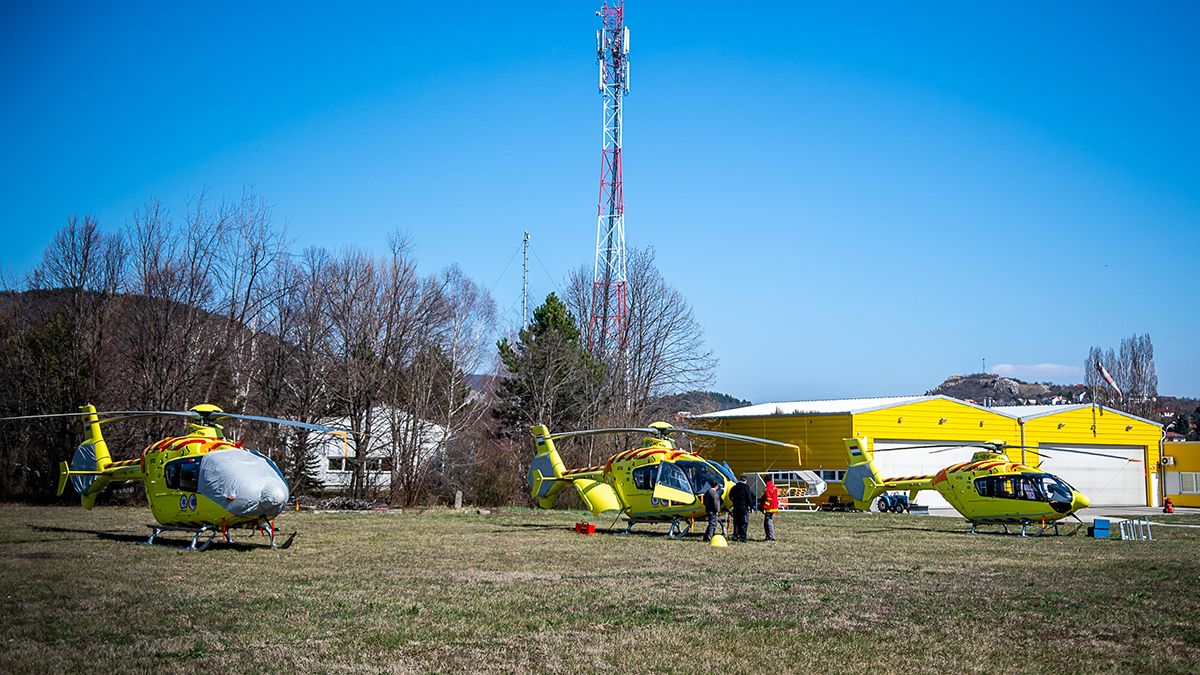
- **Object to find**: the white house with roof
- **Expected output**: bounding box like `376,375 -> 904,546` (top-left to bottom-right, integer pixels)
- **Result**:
311,407 -> 447,492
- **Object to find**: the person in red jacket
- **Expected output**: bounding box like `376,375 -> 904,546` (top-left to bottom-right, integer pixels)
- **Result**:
759,477 -> 780,541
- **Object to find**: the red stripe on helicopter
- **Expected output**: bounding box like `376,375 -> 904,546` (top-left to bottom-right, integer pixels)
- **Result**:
564,465 -> 602,475
883,475 -> 931,482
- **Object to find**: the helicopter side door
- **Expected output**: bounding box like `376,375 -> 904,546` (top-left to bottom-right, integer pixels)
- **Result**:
652,461 -> 696,505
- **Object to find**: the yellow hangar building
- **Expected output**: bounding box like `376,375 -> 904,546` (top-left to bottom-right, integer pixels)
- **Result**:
1162,441 -> 1200,508
694,395 -> 1163,509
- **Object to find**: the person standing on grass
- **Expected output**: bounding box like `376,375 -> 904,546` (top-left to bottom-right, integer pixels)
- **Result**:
729,474 -> 754,542
702,480 -> 722,542
759,477 -> 780,541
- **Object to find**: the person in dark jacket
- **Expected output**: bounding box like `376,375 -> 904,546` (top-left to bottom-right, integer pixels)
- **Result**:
729,475 -> 755,542
702,480 -> 722,542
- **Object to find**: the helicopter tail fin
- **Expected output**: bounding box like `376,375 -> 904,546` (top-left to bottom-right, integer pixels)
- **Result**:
843,437 -> 885,510
63,441 -> 113,509
528,425 -> 569,509
60,405 -> 115,509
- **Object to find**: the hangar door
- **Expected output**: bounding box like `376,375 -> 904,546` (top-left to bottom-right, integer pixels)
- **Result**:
1036,444 -> 1146,506
872,440 -> 979,510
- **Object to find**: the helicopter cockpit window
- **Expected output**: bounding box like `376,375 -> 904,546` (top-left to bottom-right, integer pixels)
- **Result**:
974,476 -> 1017,500
655,461 -> 694,498
1015,476 -> 1045,501
674,460 -> 723,494
632,465 -> 656,491
164,457 -> 202,493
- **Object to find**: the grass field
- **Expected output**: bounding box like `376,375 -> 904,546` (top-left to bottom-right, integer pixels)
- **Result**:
1,505 -> 1197,674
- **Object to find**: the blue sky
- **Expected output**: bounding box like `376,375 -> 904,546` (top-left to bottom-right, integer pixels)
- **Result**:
2,2 -> 1197,401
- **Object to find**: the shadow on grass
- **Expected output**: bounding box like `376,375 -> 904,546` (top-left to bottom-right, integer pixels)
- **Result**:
490,521 -> 696,540
853,526 -> 975,535
27,524 -> 275,551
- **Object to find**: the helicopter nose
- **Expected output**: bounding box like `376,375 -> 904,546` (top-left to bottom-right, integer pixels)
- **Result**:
198,449 -> 291,519
228,470 -> 289,519
1073,492 -> 1091,511
256,475 -> 289,514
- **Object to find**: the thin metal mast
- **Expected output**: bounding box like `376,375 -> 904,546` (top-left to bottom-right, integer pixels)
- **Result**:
587,1 -> 630,354
522,230 -> 529,328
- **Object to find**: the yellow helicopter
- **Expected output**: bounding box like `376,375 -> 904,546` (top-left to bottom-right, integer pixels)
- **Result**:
528,422 -> 799,537
3,404 -> 344,550
842,436 -> 1140,535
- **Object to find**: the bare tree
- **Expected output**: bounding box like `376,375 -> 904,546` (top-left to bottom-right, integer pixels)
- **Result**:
389,265 -> 497,506
120,198 -> 227,440
250,249 -> 334,491
1085,334 -> 1158,418
205,191 -> 287,408
27,214 -> 127,401
565,246 -> 715,429
320,247 -> 392,498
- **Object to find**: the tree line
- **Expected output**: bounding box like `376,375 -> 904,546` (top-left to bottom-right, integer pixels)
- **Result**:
0,192 -> 716,506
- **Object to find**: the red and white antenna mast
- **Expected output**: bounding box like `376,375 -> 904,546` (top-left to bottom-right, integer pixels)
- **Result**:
588,1 -> 630,354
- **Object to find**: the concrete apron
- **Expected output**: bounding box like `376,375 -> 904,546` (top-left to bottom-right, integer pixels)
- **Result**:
919,505 -> 1200,527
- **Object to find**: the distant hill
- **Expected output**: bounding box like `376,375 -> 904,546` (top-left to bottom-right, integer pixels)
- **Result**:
927,373 -> 1088,406
650,390 -> 751,419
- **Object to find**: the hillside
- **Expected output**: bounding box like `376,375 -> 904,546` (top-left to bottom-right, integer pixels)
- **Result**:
927,373 -> 1088,406
650,390 -> 750,419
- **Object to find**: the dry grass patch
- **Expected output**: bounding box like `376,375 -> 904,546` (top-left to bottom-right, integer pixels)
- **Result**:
0,505 -> 1197,673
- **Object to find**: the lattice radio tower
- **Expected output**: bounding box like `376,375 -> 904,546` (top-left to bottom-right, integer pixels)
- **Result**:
588,1 -> 630,354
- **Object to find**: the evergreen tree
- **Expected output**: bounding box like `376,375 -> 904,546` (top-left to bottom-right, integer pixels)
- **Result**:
494,293 -> 603,439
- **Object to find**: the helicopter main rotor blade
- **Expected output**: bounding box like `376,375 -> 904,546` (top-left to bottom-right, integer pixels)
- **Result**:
97,413 -> 198,426
0,412 -> 93,421
0,410 -> 197,422
209,412 -> 341,434
927,445 -> 994,454
668,428 -> 799,449
0,409 -> 345,434
1036,445 -> 1143,462
868,443 -> 992,453
548,428 -> 660,441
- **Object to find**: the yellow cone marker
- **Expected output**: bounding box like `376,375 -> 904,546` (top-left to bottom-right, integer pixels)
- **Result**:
709,534 -> 727,548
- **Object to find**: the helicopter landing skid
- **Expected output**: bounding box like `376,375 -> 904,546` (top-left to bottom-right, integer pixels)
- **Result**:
255,522 -> 298,549
969,520 -> 1082,537
144,524 -> 217,552
665,517 -> 693,539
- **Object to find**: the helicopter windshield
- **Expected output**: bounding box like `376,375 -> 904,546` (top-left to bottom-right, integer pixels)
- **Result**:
674,460 -> 725,495
1034,474 -> 1074,503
